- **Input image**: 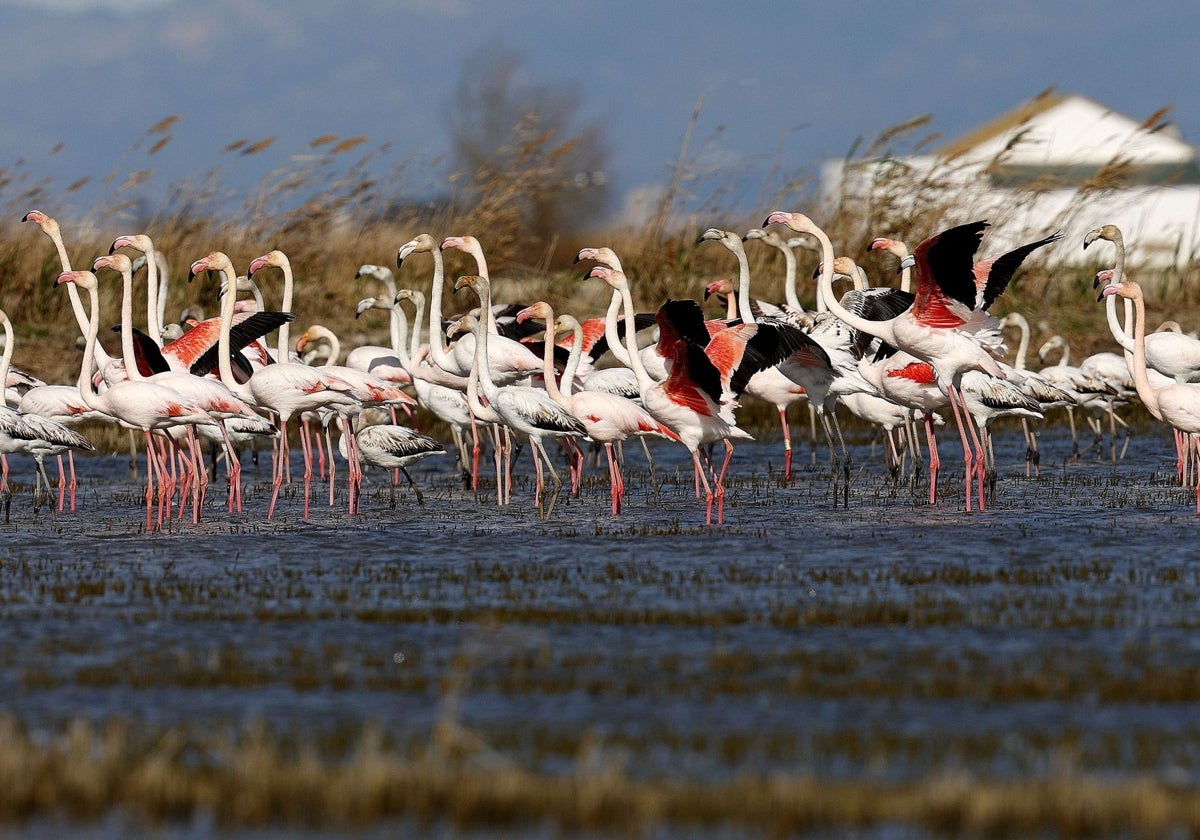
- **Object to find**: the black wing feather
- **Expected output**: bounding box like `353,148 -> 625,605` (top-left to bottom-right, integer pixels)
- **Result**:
187,311 -> 296,378
980,232 -> 1063,311
919,220 -> 988,310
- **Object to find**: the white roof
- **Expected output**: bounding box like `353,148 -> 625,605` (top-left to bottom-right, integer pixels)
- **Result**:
942,91 -> 1194,167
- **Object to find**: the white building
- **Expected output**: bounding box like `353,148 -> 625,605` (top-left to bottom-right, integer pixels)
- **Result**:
821,89 -> 1200,270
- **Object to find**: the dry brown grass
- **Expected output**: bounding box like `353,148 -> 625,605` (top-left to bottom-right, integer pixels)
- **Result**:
2,111 -> 1196,417
0,714 -> 1197,836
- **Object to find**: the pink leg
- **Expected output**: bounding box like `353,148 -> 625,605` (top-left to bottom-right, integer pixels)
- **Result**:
923,413 -> 940,506
67,451 -> 78,512
714,439 -> 734,525
604,442 -> 620,516
779,407 -> 792,480
692,450 -> 715,524
56,454 -> 66,513
268,418 -> 287,520
946,388 -> 975,512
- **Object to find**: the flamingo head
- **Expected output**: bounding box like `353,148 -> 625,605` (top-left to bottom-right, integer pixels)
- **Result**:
1100,279 -> 1141,303
552,315 -> 577,337
355,264 -> 393,282
55,270 -> 96,290
92,253 -> 132,275
698,228 -> 735,247
742,228 -> 768,242
1083,224 -> 1122,250
355,297 -> 380,319
573,246 -> 622,271
109,233 -> 151,255
294,326 -> 331,356
440,235 -> 467,252
515,301 -> 553,325
446,314 -> 477,340
394,288 -> 421,308
703,279 -> 734,301
764,209 -> 804,231
831,256 -> 859,281
453,274 -> 485,296
188,252 -> 232,282
247,250 -> 287,277
868,237 -> 910,261
22,209 -> 57,233
1094,268 -> 1116,290
396,233 -> 436,266
584,265 -> 620,289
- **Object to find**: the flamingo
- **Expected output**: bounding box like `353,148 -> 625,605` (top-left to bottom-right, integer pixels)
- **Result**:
439,235 -> 543,384
1102,278 -> 1200,513
583,265 -> 766,525
190,252 -> 362,521
337,424 -> 445,508
1035,334 -> 1127,460
56,270 -> 217,531
857,349 -> 949,503
573,247 -> 669,382
516,301 -> 681,515
294,324 -> 418,513
96,252 -> 271,517
700,229 -> 846,485
1086,224 -> 1200,474
742,227 -> 811,322
0,307 -> 94,512
454,274 -> 587,518
997,312 -> 1076,475
768,211 -> 1010,512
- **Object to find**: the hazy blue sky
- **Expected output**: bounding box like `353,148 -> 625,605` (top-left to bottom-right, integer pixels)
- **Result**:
4,0 -> 1199,223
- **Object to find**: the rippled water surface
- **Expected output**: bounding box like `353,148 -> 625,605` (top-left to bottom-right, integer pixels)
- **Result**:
1,425 -> 1198,836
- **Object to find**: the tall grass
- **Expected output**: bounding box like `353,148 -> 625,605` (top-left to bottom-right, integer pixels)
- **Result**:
3,107 -> 1197,394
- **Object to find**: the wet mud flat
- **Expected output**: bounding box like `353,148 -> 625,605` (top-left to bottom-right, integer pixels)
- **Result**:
1,428 -> 1199,838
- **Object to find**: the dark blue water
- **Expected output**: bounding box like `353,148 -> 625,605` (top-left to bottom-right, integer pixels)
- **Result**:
0,422 -> 1198,832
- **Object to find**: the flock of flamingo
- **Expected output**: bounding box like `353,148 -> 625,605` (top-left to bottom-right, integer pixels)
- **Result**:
0,207 -> 1194,529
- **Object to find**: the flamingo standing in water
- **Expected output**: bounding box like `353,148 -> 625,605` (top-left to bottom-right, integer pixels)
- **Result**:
582,264 -> 796,525
0,307 -> 94,511
516,301 -> 681,515
768,211 -> 1011,512
454,275 -> 587,518
1102,278 -> 1200,513
190,252 -> 363,520
56,270 -> 217,531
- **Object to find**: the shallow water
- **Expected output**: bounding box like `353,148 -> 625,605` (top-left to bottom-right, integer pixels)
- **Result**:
1,423 -> 1199,834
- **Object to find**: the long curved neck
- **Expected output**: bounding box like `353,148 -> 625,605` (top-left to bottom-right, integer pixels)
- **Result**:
778,243 -> 802,312
473,284 -> 500,400
813,227 -> 895,344
215,265 -> 254,402
0,313 -> 13,389
603,290 -> 632,367
276,259 -> 294,361
559,320 -> 584,400
725,290 -> 738,321
156,254 -> 169,340
144,245 -> 162,346
49,227 -> 111,367
1010,315 -> 1030,370
77,281 -> 102,403
427,248 -> 454,369
615,279 -> 655,392
1104,292 -> 1135,352
731,242 -> 755,326
407,293 -> 425,362
117,265 -> 146,382
538,313 -> 566,404
1125,293 -> 1160,414
318,330 -> 341,366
